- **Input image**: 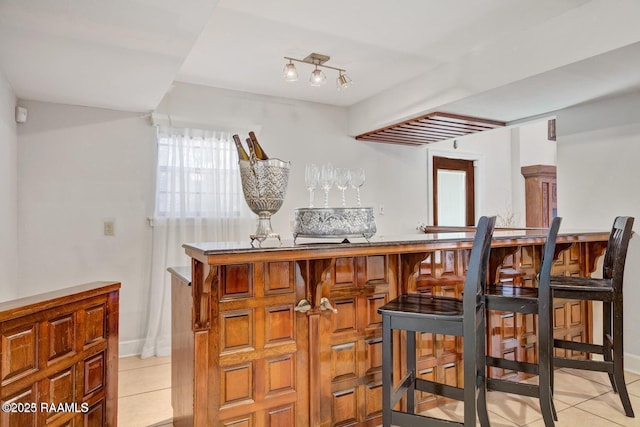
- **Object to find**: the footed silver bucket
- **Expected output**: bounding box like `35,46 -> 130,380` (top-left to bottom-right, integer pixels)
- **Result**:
293,207 -> 376,243
239,158 -> 290,246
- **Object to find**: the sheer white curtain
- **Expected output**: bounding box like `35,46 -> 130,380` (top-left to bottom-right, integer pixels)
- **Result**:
141,126 -> 253,358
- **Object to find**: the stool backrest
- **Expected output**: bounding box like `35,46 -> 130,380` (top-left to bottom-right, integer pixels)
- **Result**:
603,216 -> 634,291
463,216 -> 496,312
538,217 -> 562,311
539,217 -> 562,289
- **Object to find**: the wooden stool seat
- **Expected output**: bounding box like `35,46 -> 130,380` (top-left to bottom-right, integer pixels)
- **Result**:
380,294 -> 463,317
486,283 -> 539,299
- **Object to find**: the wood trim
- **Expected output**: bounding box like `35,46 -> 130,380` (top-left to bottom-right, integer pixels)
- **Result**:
521,165 -> 557,179
433,156 -> 475,226
355,112 -> 505,145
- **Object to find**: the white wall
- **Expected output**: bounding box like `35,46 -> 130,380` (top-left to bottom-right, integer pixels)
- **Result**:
425,127 -> 517,226
156,83 -> 524,236
17,101 -> 156,355
13,83 -> 524,355
156,83 -> 436,236
519,120 -> 556,167
556,90 -> 640,372
0,70 -> 17,301
511,119 -> 558,226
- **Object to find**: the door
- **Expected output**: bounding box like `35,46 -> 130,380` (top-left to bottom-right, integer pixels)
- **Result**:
433,156 -> 475,226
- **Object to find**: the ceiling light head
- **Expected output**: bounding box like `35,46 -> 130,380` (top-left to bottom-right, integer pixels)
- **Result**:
336,72 -> 353,90
283,61 -> 298,82
309,66 -> 326,87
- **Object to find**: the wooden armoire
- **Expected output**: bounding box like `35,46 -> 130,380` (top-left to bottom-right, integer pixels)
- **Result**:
521,165 -> 557,228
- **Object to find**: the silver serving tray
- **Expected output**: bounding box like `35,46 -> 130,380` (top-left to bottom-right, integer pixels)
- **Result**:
293,207 -> 376,243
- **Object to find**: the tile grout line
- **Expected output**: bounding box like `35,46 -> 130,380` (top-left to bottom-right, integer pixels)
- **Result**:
119,385 -> 172,399
118,362 -> 172,373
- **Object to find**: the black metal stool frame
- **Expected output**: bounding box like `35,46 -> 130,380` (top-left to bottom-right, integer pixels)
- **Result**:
378,216 -> 495,427
484,216 -> 562,427
550,216 -> 635,418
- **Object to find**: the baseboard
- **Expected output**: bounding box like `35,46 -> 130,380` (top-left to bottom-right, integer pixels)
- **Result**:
118,338 -> 171,359
119,339 -> 144,358
625,352 -> 640,375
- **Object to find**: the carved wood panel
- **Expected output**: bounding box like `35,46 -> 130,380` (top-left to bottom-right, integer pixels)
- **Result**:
414,250 -> 466,411
0,282 -> 119,427
551,243 -> 589,359
318,255 -> 393,426
215,261 -> 307,427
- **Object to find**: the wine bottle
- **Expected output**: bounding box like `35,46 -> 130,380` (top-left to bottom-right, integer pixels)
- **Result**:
249,131 -> 269,160
246,137 -> 256,159
232,134 -> 250,161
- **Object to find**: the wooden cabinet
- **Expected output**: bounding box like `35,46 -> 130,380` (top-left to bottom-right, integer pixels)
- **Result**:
175,232 -> 607,426
521,165 -> 557,228
0,282 -> 120,427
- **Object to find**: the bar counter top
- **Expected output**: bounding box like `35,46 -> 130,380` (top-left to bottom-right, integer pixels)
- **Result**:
183,228 -> 609,260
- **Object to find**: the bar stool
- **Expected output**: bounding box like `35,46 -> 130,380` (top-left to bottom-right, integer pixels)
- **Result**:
550,216 -> 635,418
484,216 -> 562,427
377,216 -> 495,427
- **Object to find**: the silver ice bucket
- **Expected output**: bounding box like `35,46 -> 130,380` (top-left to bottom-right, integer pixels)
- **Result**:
239,158 -> 290,245
293,207 -> 376,243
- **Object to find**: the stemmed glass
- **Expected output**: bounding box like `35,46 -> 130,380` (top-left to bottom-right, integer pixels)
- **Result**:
334,168 -> 351,207
350,168 -> 365,207
319,163 -> 334,208
304,164 -> 320,207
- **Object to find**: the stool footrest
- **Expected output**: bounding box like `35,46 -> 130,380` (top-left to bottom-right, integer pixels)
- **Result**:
487,378 -> 539,397
415,378 -> 464,401
554,357 -> 613,373
486,356 -> 539,375
554,339 -> 604,355
392,410 -> 464,427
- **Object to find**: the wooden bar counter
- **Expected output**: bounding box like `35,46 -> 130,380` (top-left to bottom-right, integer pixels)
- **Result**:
172,230 -> 608,427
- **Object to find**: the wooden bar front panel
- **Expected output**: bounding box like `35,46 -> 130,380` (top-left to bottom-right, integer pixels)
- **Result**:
197,261 -> 309,427
177,232 -> 608,426
0,281 -> 120,427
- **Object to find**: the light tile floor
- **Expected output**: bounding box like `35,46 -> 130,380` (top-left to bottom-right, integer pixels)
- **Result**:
118,356 -> 640,426
118,356 -> 173,427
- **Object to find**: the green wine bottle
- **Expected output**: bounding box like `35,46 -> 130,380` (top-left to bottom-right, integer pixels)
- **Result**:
249,131 -> 269,160
232,134 -> 250,161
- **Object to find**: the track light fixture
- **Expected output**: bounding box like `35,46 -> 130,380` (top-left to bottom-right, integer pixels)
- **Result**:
283,53 -> 353,89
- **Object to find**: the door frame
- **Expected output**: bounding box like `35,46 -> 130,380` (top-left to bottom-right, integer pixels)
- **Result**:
426,149 -> 483,226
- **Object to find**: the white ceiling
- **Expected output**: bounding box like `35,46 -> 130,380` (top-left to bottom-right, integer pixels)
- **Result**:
1,0 -> 640,126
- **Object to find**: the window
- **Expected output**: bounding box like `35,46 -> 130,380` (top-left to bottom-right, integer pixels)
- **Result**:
155,127 -> 249,218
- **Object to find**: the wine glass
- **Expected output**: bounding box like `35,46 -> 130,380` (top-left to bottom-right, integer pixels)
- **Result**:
334,168 -> 351,207
350,168 -> 365,207
319,163 -> 334,208
304,164 -> 320,207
